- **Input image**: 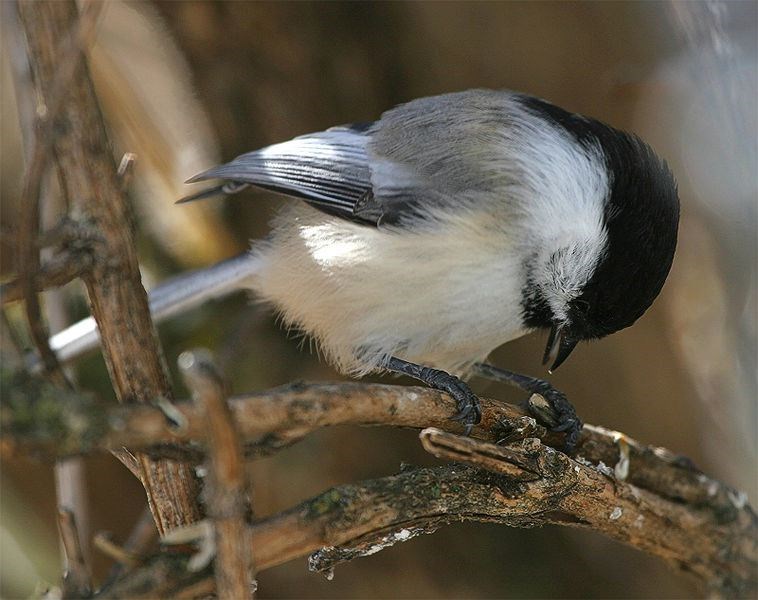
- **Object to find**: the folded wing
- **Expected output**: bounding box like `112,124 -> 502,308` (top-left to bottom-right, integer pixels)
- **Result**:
181,125 -> 378,225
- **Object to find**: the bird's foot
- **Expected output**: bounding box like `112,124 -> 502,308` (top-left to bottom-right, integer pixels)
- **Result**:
524,381 -> 582,452
471,363 -> 583,452
421,367 -> 482,434
386,357 -> 481,434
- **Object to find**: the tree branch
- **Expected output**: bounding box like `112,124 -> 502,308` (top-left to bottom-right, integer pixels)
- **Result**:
16,0 -> 203,535
5,368 -> 753,597
2,376 -> 750,533
13,0 -> 101,387
180,351 -> 254,599
1,250 -> 91,305
98,431 -> 756,599
419,429 -> 755,595
57,508 -> 93,598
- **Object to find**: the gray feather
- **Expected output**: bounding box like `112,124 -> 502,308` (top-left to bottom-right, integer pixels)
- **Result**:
182,90 -> 530,226
185,130 -> 375,222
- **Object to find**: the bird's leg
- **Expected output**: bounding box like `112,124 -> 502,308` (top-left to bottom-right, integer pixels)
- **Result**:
386,357 -> 481,434
471,362 -> 582,451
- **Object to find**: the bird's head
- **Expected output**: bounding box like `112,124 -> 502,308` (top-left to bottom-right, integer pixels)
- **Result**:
519,98 -> 680,372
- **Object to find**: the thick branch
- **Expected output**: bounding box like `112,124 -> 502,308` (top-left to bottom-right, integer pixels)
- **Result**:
271,436 -> 755,597
12,376 -> 739,598
1,377 -> 748,529
420,430 -> 756,596
17,0 -> 202,534
99,438 -> 756,599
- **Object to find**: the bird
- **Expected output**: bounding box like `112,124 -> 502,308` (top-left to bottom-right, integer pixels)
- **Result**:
179,89 -> 680,449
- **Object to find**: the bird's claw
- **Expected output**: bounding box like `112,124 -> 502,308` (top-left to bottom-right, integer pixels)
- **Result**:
552,417 -> 579,433
526,384 -> 582,452
387,358 -> 482,435
437,375 -> 482,434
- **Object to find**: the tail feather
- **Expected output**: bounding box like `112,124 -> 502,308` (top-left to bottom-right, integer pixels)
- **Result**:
48,252 -> 262,363
177,181 -> 250,204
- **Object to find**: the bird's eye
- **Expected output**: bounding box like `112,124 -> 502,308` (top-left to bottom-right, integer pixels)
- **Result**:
574,299 -> 591,315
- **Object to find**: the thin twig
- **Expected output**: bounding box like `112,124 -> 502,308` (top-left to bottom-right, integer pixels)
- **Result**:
180,350 -> 254,600
420,426 -> 542,478
55,459 -> 92,594
58,509 -> 93,598
103,506 -> 157,585
1,251 -> 91,305
93,533 -> 140,569
14,0 -> 102,386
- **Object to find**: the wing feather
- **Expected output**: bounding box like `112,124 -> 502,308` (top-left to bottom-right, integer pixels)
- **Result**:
183,91 -> 529,227
183,129 -> 375,223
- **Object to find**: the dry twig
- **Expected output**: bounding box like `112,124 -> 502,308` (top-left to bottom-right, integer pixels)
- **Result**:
58,509 -> 93,598
3,376 -> 755,596
180,350 -> 255,599
97,429 -> 756,599
13,0 -> 101,386
100,506 -> 156,586
93,533 -> 140,570
1,251 -> 91,305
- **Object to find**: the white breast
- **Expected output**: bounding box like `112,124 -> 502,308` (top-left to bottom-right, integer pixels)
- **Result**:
247,203 -> 528,376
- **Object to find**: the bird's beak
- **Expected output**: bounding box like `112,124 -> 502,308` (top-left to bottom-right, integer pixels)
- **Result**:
542,323 -> 578,373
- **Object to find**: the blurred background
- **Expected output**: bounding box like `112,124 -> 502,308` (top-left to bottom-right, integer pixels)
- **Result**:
1,1 -> 756,598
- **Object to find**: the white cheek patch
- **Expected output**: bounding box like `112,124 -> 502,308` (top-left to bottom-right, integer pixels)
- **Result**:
496,112 -> 610,323
539,238 -> 608,322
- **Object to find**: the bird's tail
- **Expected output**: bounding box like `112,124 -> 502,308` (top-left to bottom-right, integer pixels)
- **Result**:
49,252 -> 262,363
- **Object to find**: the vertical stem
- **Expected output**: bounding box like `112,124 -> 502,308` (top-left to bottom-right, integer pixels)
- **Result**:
180,350 -> 254,599
16,0 -> 203,535
6,0 -> 94,575
58,508 -> 93,597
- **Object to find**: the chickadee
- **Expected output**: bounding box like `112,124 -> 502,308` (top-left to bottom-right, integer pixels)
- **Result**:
180,89 -> 680,448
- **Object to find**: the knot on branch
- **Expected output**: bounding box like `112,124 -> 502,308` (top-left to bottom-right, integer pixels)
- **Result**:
0,367 -> 107,457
